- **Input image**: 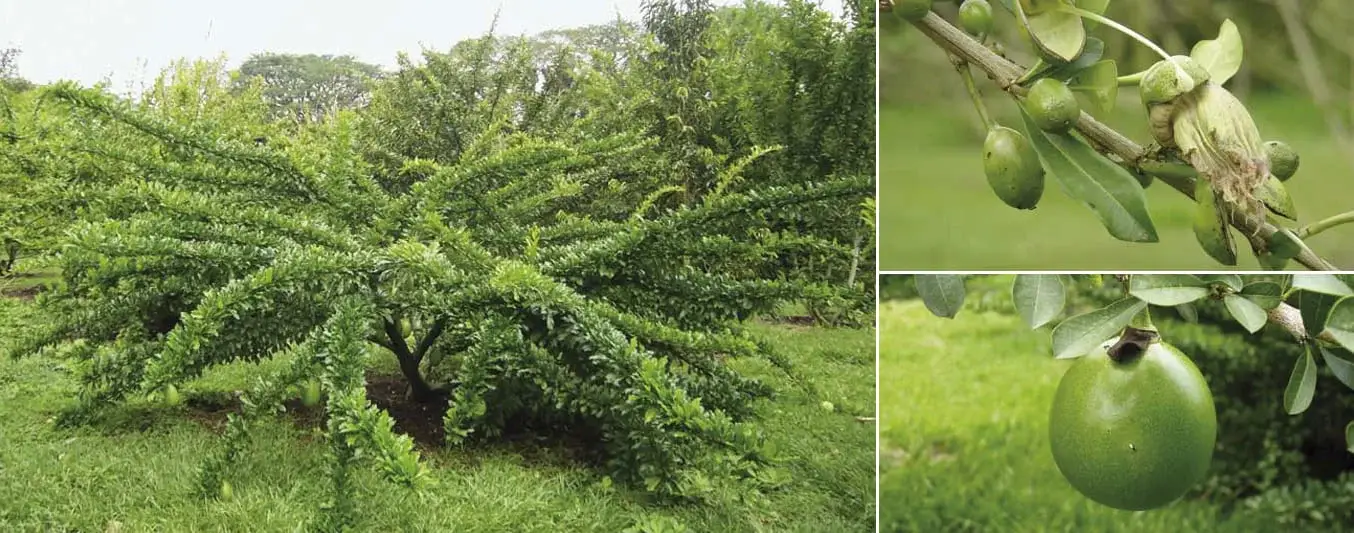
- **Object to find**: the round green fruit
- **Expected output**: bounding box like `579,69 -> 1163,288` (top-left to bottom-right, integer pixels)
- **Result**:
220,480 -> 234,501
165,385 -> 181,407
1049,338 -> 1216,511
1025,78 -> 1079,133
301,381 -> 322,407
820,401 -> 835,412
1140,56 -> 1209,105
895,0 -> 932,21
959,0 -> 993,35
1265,141 -> 1299,181
982,126 -> 1045,209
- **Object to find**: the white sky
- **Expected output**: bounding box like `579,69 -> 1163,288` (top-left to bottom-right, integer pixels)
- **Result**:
0,0 -> 847,91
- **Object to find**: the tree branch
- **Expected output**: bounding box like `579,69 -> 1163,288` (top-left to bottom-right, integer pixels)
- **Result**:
411,317 -> 447,364
1267,301 -> 1338,345
908,12 -> 1338,271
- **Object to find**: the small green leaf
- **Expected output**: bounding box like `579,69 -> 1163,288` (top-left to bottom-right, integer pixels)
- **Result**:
1198,274 -> 1243,292
1128,274 -> 1208,306
1324,296 -> 1354,352
1051,297 -> 1147,359
1268,228 -> 1306,262
1257,176 -> 1297,220
915,275 -> 967,319
1018,108 -> 1158,242
1012,274 -> 1066,329
1223,294 -> 1267,333
1240,281 -> 1284,310
1189,19 -> 1243,86
1346,421 -> 1354,454
1176,303 -> 1198,323
1318,345 -> 1354,392
1300,291 -> 1341,337
1283,346 -> 1317,415
1292,274 -> 1354,297
1017,0 -> 1086,62
1068,60 -> 1118,113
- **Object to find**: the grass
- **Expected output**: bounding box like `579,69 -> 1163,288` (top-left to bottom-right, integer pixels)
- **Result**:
877,296 -> 1293,532
879,92 -> 1354,270
0,297 -> 875,532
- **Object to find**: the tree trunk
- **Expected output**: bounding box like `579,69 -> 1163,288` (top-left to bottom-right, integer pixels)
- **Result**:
382,319 -> 438,403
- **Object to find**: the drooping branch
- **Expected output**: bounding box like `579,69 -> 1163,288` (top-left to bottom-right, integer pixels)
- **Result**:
907,12 -> 1338,271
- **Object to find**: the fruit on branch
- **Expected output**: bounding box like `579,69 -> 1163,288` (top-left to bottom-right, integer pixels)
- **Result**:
1049,329 -> 1216,511
1265,140 -> 1300,181
1024,78 -> 1079,133
895,0 -> 932,21
959,0 -> 993,36
1192,178 -> 1238,266
1142,56 -> 1268,217
301,381 -> 321,407
982,126 -> 1045,209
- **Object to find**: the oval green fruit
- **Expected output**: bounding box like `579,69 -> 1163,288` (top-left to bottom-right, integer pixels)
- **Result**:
1050,339 -> 1216,511
959,0 -> 992,36
301,381 -> 322,407
1025,78 -> 1079,133
1265,141 -> 1299,181
165,385 -> 181,407
1140,56 -> 1209,105
220,480 -> 234,501
982,126 -> 1045,209
894,0 -> 932,21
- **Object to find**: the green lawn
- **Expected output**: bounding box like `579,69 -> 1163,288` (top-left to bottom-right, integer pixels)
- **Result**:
877,298 -> 1284,532
0,297 -> 875,532
879,92 -> 1354,270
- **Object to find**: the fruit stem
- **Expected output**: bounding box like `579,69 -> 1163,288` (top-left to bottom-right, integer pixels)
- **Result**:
1128,305 -> 1157,333
1108,325 -> 1159,363
1117,70 -> 1147,86
952,56 -> 996,130
1297,210 -> 1354,239
1060,6 -> 1191,87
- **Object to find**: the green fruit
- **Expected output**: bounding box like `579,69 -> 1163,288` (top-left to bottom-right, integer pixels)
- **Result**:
165,385 -> 181,407
220,480 -> 234,501
1025,78 -> 1079,133
1050,338 -> 1216,511
820,401 -> 835,412
895,0 -> 932,21
959,0 -> 993,35
301,381 -> 322,407
982,126 -> 1045,209
1140,56 -> 1210,105
1265,141 -> 1299,181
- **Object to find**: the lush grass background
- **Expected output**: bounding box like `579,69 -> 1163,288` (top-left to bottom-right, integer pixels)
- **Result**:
879,92 -> 1354,270
0,295 -> 875,532
877,294 -> 1313,533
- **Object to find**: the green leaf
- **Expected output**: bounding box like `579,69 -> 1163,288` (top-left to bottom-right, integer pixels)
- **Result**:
1068,60 -> 1118,113
1017,0 -> 1085,62
1347,421 -> 1354,454
1223,294 -> 1267,334
1318,345 -> 1354,392
1239,281 -> 1284,310
1292,274 -> 1354,297
1175,303 -> 1198,323
915,275 -> 967,319
1198,274 -> 1243,292
1257,176 -> 1297,220
1268,228 -> 1306,262
1324,296 -> 1354,352
1189,19 -> 1243,86
1051,297 -> 1147,359
1283,346 -> 1317,415
1128,274 -> 1208,306
1300,291 -> 1341,337
1017,108 -> 1158,242
1012,274 -> 1066,329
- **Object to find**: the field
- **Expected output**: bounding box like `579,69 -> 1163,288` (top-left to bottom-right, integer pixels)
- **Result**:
0,294 -> 875,532
877,296 -> 1280,532
879,93 -> 1354,270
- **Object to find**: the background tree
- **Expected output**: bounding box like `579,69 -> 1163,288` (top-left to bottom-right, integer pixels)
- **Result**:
235,53 -> 384,124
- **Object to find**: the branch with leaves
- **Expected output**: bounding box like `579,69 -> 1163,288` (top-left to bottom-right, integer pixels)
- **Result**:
913,273 -> 1354,453
889,1 -> 1354,270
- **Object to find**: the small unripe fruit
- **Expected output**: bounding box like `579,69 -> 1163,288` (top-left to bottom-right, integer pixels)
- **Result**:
220,481 -> 234,501
1025,78 -> 1079,133
820,401 -> 835,412
165,385 -> 181,407
982,126 -> 1045,210
1265,141 -> 1299,181
894,0 -> 932,21
1140,56 -> 1209,106
959,0 -> 993,36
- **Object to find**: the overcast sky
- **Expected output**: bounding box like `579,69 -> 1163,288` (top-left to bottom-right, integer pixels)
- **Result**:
1,0 -> 847,91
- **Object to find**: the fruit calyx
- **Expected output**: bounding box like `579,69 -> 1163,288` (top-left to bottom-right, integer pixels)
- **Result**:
1107,326 -> 1158,363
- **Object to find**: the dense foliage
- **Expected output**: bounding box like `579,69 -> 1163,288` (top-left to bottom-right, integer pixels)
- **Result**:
0,1 -> 873,529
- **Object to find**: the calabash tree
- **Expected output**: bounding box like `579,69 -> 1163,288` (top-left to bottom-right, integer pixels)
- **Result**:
8,83 -> 868,529
911,273 -> 1354,510
886,1 -> 1354,270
